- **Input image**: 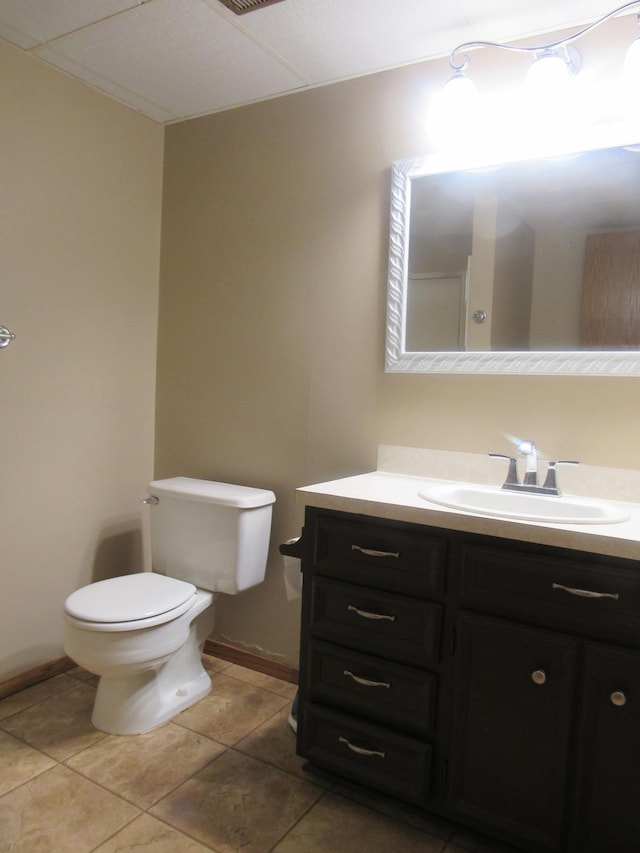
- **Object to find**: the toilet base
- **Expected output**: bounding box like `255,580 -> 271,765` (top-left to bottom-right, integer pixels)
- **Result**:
92,667 -> 211,735
91,616 -> 214,734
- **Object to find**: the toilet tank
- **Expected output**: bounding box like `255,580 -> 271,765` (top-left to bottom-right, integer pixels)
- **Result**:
146,477 -> 276,594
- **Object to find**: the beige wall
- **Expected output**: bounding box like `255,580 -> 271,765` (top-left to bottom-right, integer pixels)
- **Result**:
0,42 -> 163,681
158,53 -> 640,669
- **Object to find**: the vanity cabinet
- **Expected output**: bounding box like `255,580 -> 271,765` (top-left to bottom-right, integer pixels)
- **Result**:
295,506 -> 640,853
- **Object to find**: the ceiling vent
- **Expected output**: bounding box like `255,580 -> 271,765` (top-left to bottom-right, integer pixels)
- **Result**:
217,0 -> 286,14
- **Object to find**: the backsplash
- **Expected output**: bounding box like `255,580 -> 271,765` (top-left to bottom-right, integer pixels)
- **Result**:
377,445 -> 640,504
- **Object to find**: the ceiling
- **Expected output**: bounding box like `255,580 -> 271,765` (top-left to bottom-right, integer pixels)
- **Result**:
0,0 -> 625,123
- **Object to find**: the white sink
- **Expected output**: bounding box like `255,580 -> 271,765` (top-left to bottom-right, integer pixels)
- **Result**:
418,483 -> 629,525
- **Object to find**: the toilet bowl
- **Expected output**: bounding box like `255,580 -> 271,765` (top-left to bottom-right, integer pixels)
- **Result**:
63,477 -> 275,735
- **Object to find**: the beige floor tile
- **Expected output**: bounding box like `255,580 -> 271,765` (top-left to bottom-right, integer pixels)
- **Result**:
235,705 -> 327,784
273,791 -> 446,852
202,654 -> 231,674
93,813 -> 212,852
0,764 -> 139,852
0,680 -> 105,760
150,749 -> 323,852
224,664 -> 298,699
66,665 -> 99,686
0,674 -> 78,721
174,672 -> 288,745
0,730 -> 56,796
66,721 -> 226,809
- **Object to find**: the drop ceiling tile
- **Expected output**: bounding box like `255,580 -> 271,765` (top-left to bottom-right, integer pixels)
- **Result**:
0,0 -> 144,48
233,0 -> 472,83
32,0 -> 306,119
30,50 -> 181,122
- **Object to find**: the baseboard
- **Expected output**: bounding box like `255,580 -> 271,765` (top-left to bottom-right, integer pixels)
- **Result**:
204,640 -> 298,685
0,655 -> 76,701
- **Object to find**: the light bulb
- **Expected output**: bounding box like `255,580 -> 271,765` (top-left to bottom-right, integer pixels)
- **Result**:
526,50 -> 573,91
442,70 -> 477,103
427,70 -> 478,140
625,36 -> 640,78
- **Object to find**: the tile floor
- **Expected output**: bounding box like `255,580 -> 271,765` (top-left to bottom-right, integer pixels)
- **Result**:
0,655 -> 520,852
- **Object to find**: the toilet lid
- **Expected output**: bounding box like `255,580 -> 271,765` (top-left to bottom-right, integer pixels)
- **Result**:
64,573 -> 196,624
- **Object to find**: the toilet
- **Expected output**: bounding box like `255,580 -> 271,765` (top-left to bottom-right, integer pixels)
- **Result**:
63,477 -> 275,735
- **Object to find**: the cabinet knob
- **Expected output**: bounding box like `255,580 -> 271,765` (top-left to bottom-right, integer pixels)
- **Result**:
531,670 -> 546,685
611,691 -> 627,707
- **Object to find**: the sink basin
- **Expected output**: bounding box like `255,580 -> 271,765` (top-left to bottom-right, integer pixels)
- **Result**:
418,483 -> 629,525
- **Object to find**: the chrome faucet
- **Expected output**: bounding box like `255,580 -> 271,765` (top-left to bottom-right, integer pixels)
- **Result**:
490,439 -> 578,496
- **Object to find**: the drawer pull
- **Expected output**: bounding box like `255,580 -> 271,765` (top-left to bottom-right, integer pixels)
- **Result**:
611,691 -> 627,707
347,605 -> 396,622
552,582 -> 619,601
531,669 -> 547,685
343,669 -> 391,689
351,545 -> 400,559
338,736 -> 386,759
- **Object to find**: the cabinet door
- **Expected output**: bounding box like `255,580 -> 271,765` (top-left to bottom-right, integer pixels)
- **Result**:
449,613 -> 579,852
572,644 -> 640,853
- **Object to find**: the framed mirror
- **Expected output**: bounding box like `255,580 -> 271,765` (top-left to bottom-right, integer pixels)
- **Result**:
385,143 -> 640,375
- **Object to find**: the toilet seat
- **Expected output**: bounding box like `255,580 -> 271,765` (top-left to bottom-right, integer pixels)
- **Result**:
64,573 -> 197,632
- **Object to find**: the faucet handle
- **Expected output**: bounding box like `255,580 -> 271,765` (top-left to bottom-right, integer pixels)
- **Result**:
542,460 -> 580,494
489,453 -> 519,487
514,439 -> 539,485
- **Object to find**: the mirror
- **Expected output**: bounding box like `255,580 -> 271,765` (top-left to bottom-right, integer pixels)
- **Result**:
386,144 -> 640,375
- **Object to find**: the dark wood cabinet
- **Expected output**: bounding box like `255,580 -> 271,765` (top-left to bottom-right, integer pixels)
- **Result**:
571,644 -> 640,853
295,506 -> 640,853
449,613 -> 578,851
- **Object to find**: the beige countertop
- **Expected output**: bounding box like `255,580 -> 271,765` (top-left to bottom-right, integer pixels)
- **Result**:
296,464 -> 640,562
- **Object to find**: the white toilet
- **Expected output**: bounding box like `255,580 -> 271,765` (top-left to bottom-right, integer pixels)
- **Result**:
63,477 -> 275,735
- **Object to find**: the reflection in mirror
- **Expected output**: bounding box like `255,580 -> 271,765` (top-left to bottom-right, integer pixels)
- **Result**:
406,271 -> 468,351
386,145 -> 640,375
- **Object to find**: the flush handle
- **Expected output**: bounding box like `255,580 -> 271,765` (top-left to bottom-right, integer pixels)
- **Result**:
142,496 -> 159,505
0,325 -> 16,348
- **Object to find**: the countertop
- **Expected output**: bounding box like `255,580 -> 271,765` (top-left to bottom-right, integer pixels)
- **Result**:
296,470 -> 640,561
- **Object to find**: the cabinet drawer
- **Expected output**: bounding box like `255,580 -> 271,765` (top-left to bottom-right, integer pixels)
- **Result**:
460,543 -> 640,641
308,640 -> 436,734
310,576 -> 442,666
313,515 -> 446,596
301,703 -> 432,804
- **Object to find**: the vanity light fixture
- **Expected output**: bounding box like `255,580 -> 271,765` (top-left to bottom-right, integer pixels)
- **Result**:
443,0 -> 640,99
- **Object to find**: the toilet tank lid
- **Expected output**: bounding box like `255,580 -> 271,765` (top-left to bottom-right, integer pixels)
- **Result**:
148,477 -> 276,508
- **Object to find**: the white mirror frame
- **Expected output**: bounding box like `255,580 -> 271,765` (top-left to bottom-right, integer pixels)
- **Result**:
385,154 -> 640,376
